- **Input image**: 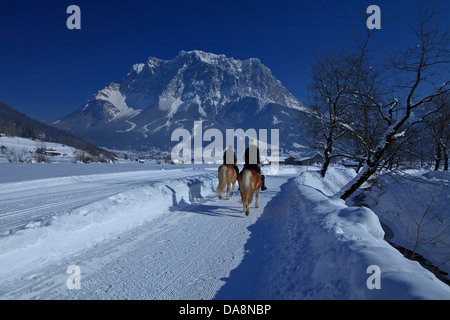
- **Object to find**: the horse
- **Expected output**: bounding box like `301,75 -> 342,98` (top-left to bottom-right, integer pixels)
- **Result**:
237,169 -> 262,216
216,164 -> 238,200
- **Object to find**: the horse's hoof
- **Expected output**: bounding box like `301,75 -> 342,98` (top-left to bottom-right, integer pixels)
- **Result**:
245,211 -> 249,216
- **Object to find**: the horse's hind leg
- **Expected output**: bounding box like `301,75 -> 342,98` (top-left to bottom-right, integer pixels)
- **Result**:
245,202 -> 250,216
238,187 -> 243,204
231,181 -> 236,197
244,194 -> 250,215
255,189 -> 260,208
241,191 -> 248,213
226,183 -> 231,200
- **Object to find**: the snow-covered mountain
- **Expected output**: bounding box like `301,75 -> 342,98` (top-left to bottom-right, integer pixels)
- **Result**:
52,50 -> 307,153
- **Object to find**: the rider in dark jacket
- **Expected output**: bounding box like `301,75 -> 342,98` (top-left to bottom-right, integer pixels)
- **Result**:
223,146 -> 239,177
243,143 -> 267,191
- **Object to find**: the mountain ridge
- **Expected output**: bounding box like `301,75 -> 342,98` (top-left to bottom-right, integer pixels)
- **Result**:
52,50 -> 308,153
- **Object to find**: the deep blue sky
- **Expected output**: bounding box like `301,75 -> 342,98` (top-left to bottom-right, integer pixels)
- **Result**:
0,0 -> 448,120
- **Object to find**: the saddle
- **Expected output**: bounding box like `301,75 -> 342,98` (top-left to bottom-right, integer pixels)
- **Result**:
244,168 -> 263,181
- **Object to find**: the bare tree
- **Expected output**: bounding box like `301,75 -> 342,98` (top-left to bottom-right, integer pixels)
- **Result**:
337,5 -> 449,200
304,50 -> 357,177
425,93 -> 449,171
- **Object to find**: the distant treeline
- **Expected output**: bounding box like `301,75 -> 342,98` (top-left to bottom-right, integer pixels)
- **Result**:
0,102 -> 116,161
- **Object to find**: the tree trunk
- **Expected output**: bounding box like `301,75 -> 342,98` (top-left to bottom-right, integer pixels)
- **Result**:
444,149 -> 449,171
338,164 -> 378,201
320,132 -> 334,178
339,124 -> 400,200
434,145 -> 442,171
321,157 -> 332,178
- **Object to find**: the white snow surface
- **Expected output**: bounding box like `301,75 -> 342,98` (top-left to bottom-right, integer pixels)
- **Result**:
0,137 -> 77,163
0,163 -> 448,300
358,170 -> 450,275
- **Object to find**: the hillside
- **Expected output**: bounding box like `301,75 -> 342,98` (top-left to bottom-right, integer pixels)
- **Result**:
0,102 -> 115,162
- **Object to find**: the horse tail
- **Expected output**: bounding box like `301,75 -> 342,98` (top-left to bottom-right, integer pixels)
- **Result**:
242,170 -> 253,205
216,165 -> 228,198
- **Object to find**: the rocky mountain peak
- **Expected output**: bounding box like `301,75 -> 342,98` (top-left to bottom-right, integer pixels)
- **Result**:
52,50 -> 307,152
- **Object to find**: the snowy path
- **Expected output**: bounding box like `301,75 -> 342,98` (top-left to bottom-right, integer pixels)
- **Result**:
0,168 -> 208,236
0,167 -> 295,299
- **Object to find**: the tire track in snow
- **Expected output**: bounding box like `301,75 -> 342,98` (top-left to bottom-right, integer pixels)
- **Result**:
0,169 -> 210,236
0,192 -> 121,235
157,213 -> 236,299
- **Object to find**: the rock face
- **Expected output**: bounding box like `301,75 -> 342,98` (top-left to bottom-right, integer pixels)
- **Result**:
52,50 -> 307,153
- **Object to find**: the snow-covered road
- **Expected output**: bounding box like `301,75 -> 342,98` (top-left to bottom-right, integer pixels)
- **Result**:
0,163 -> 297,299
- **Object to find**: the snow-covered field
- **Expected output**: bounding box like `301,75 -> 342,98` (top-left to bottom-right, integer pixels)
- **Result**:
0,136 -> 77,164
0,160 -> 449,300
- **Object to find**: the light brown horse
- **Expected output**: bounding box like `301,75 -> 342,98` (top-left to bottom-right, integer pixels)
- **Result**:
216,164 -> 238,200
237,169 -> 262,216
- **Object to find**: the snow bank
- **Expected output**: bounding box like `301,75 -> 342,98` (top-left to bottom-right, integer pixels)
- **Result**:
216,167 -> 450,299
0,173 -> 217,281
262,164 -> 307,176
360,169 -> 450,275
